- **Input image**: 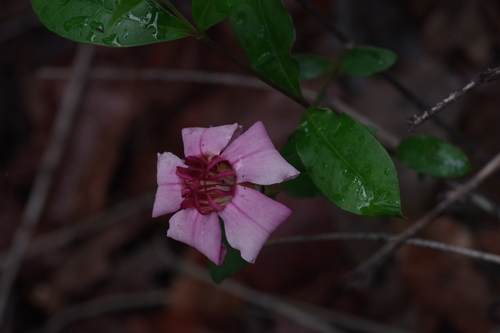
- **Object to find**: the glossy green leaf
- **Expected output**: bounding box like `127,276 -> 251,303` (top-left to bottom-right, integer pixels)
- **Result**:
209,219 -> 247,283
340,45 -> 397,77
230,0 -> 302,98
294,54 -> 334,81
296,108 -> 402,217
365,125 -> 378,135
31,0 -> 191,47
215,0 -> 245,14
107,0 -> 144,30
282,172 -> 322,198
396,136 -> 471,178
281,131 -> 322,197
193,0 -> 229,31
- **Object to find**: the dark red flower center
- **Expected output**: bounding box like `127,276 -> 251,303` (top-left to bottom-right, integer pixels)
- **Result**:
176,155 -> 236,215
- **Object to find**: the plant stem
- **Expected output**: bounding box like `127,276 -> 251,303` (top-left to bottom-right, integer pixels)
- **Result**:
199,35 -> 311,109
160,0 -> 310,109
312,66 -> 339,108
160,0 -> 201,36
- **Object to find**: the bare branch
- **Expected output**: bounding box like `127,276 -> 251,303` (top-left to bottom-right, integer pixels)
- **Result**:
44,289 -> 168,333
407,66 -> 500,132
154,238 -> 412,333
346,151 -> 500,288
292,0 -> 353,46
0,44 -> 94,327
37,67 -> 268,89
36,67 -> 500,220
265,232 -> 500,266
0,192 -> 154,268
42,236 -> 410,333
154,238 -> 342,333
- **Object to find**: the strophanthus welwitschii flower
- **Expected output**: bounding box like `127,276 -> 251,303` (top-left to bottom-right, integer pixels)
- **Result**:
152,122 -> 299,265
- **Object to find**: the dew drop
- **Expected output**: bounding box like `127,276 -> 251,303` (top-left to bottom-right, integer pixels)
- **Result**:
90,21 -> 104,33
146,11 -> 159,38
102,33 -> 122,46
63,16 -> 89,31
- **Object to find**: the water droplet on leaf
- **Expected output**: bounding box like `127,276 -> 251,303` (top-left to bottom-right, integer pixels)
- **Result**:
63,16 -> 89,31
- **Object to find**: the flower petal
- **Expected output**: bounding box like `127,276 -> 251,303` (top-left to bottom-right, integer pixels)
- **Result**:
152,184 -> 185,218
222,121 -> 299,185
182,124 -> 240,157
167,209 -> 227,265
157,152 -> 186,186
152,153 -> 186,218
218,185 -> 291,263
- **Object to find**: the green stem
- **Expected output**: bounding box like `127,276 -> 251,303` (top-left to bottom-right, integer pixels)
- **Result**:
312,65 -> 340,108
160,0 -> 201,36
200,35 -> 311,109
160,0 -> 310,109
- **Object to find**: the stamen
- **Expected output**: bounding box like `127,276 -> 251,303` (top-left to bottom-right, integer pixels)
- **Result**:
208,170 -> 236,180
178,155 -> 236,215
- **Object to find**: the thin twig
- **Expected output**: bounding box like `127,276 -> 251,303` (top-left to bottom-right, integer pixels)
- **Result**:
44,289 -> 168,333
154,238 -> 409,333
293,0 -> 353,46
379,73 -> 428,111
37,67 -> 500,218
346,151 -> 500,288
37,67 -> 268,88
0,192 -> 155,268
155,238 -> 342,333
36,67 -> 399,148
0,44 -> 94,327
43,235 -> 409,333
292,300 -> 409,333
292,0 -> 496,159
407,66 -> 500,132
265,232 -> 500,266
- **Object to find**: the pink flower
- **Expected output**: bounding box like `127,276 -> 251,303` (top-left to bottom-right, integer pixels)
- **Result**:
152,122 -> 299,265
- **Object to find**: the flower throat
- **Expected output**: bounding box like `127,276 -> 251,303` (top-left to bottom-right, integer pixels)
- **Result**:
176,155 -> 236,215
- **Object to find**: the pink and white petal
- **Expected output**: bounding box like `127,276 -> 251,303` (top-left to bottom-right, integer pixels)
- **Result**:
218,185 -> 291,263
152,183 -> 184,217
167,209 -> 227,265
157,152 -> 186,186
153,152 -> 186,218
182,124 -> 239,157
221,121 -> 299,185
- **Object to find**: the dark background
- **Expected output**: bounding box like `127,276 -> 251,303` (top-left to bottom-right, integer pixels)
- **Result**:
2,0 -> 500,332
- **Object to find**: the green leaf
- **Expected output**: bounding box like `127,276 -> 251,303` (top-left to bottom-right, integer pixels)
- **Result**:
282,173 -> 322,198
193,0 -> 229,31
215,0 -> 245,14
294,54 -> 334,81
230,0 -> 302,98
107,0 -> 144,30
209,219 -> 247,283
281,131 -> 322,197
31,0 -> 191,47
364,125 -> 378,135
396,136 -> 472,178
296,108 -> 402,217
340,45 -> 397,77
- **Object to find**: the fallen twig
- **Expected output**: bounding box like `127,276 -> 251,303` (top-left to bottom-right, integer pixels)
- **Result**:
0,44 -> 94,328
266,232 -> 500,266
346,151 -> 500,288
44,289 -> 168,333
0,192 -> 154,268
